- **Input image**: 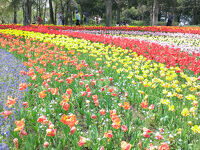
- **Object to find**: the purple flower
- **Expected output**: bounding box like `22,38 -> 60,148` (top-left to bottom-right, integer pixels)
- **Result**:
0,49 -> 29,144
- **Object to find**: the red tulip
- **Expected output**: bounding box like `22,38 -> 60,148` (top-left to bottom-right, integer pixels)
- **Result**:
43,142 -> 49,148
100,109 -> 106,116
91,114 -> 97,119
121,125 -> 128,132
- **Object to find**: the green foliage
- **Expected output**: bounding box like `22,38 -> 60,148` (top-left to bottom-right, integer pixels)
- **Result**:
122,7 -> 138,23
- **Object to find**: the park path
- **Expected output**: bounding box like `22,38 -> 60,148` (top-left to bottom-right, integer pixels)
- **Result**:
0,49 -> 29,149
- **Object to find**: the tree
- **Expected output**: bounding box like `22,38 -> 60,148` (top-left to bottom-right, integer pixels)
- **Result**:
23,0 -> 32,26
8,0 -> 22,24
137,5 -> 147,21
104,0 -> 112,26
152,0 -> 159,25
49,0 -> 55,24
114,0 -> 124,23
122,7 -> 138,23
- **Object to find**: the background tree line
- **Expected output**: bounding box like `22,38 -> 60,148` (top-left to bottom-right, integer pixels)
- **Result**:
0,0 -> 199,26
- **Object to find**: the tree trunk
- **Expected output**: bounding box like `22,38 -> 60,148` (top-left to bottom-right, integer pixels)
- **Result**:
64,0 -> 68,25
1,17 -> 5,24
55,3 -> 57,24
105,0 -> 112,26
23,0 -> 32,26
116,5 -> 120,23
49,0 -> 55,24
60,0 -> 64,25
68,0 -> 72,25
81,13 -> 84,25
192,0 -> 198,25
13,5 -> 17,24
152,0 -> 159,26
43,0 -> 47,21
39,0 -> 41,17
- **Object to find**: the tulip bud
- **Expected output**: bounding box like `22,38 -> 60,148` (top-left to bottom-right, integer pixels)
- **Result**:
81,91 -> 86,97
20,130 -> 27,138
91,114 -> 97,119
87,92 -> 91,98
70,126 -> 76,135
100,146 -> 104,150
143,132 -> 150,138
79,81 -> 84,86
188,121 -> 192,126
13,138 -> 18,149
45,83 -> 49,88
43,142 -> 49,148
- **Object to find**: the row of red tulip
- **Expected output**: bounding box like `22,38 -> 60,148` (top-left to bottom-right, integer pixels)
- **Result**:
2,24 -> 200,34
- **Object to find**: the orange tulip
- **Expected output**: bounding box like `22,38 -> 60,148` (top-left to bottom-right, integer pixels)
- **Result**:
140,101 -> 148,109
66,88 -> 72,96
51,88 -> 58,95
14,118 -> 25,131
104,130 -> 113,142
100,109 -> 106,116
5,96 -> 17,108
1,110 -> 12,120
60,114 -> 78,128
39,90 -> 47,98
121,141 -> 132,150
158,143 -> 169,150
123,102 -> 130,110
108,88 -> 114,93
19,83 -> 28,91
92,95 -> 98,101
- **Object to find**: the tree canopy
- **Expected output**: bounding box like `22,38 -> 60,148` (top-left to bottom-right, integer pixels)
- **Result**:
0,0 -> 199,26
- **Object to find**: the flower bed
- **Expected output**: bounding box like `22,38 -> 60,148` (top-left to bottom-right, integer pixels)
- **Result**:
0,26 -> 199,149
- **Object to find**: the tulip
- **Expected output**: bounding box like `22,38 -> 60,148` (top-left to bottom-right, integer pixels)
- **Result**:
22,102 -> 29,109
148,104 -> 155,110
81,91 -> 86,97
100,109 -> 106,116
78,136 -> 87,146
46,128 -> 56,136
158,143 -> 169,150
79,81 -> 84,86
43,142 -> 49,148
121,141 -> 132,150
121,125 -> 128,132
87,92 -> 91,98
19,130 -> 27,138
155,132 -> 164,140
91,114 -> 97,119
143,132 -> 150,138
70,126 -> 76,135
13,138 -> 18,149
100,146 -> 104,150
